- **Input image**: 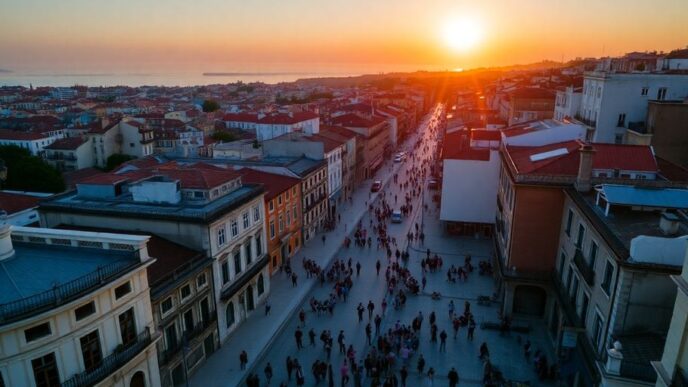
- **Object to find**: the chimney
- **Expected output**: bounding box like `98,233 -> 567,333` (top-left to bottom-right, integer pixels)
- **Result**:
0,211 -> 14,261
575,143 -> 596,192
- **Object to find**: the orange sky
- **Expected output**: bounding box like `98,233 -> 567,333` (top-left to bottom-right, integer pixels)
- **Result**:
1,0 -> 686,73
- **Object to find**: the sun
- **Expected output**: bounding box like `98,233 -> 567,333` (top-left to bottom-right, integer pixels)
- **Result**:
442,17 -> 484,51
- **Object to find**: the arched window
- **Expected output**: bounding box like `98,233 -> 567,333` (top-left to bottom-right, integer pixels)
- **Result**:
257,274 -> 265,296
226,302 -> 235,327
130,371 -> 146,387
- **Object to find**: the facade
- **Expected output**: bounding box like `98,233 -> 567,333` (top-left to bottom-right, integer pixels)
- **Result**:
240,169 -> 303,274
551,185 -> 687,386
0,225 -> 161,387
579,71 -> 688,144
0,191 -> 46,226
86,119 -> 155,168
0,129 -> 66,157
39,164 -> 270,344
222,112 -> 320,141
319,125 -> 358,198
626,100 -> 688,169
44,136 -> 95,171
554,86 -> 583,121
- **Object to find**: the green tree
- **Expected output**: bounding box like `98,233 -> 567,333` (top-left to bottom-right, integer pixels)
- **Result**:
211,131 -> 236,142
0,145 -> 65,193
105,154 -> 136,171
202,99 -> 220,112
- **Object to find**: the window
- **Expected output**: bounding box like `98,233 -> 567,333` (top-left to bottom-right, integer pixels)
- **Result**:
114,281 -> 132,299
256,235 -> 262,256
617,113 -> 626,127
243,212 -> 250,229
268,200 -> 274,212
257,274 -> 265,295
197,273 -> 207,288
292,204 -> 297,221
180,284 -> 192,301
580,293 -> 590,328
593,313 -> 604,348
286,190 -> 290,200
118,308 -> 136,346
164,323 -> 177,350
641,87 -> 648,96
234,251 -> 242,275
566,266 -> 573,293
559,252 -> 566,280
25,323 -> 52,343
278,215 -> 284,232
570,276 -> 579,304
253,206 -> 260,222
245,241 -> 253,265
80,330 -> 102,372
601,261 -> 614,295
217,227 -> 226,246
576,224 -> 585,248
226,302 -> 235,327
161,297 -> 173,314
183,309 -> 194,334
278,194 -> 283,205
589,241 -> 598,268
75,302 -> 96,321
565,209 -> 573,236
222,261 -> 230,284
269,221 -> 275,239
292,187 -> 297,196
657,87 -> 667,101
231,219 -> 238,237
32,353 -> 60,387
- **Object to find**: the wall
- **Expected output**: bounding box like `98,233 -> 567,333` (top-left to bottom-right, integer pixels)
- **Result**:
439,150 -> 500,224
647,102 -> 688,169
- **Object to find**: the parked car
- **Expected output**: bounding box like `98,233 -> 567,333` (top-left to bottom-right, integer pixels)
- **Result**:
428,179 -> 438,190
394,156 -> 403,163
371,180 -> 382,192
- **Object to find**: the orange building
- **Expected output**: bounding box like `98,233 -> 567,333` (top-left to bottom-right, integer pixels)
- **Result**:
240,169 -> 303,274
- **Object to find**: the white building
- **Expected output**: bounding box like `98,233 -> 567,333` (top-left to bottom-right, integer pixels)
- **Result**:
0,129 -> 66,157
580,71 -> 688,144
222,112 -> 320,141
554,86 -> 583,121
44,136 -> 95,171
0,224 -> 161,387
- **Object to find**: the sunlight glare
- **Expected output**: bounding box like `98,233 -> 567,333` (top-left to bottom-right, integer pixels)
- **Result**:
442,17 -> 483,52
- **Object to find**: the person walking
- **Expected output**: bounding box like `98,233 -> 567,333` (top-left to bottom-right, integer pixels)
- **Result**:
309,328 -> 316,347
265,299 -> 271,316
365,323 -> 372,345
340,360 -> 350,386
356,261 -> 361,277
400,365 -> 408,387
239,350 -> 248,370
338,330 -> 346,354
292,272 -> 298,287
426,367 -> 435,387
357,303 -> 365,322
452,316 -> 460,339
416,354 -> 425,375
374,314 -> 382,335
439,330 -> 447,352
376,260 -> 381,276
287,356 -> 294,380
367,301 -> 375,319
299,308 -> 306,327
264,362 -> 273,385
447,367 -> 459,387
468,318 -> 476,341
295,328 -> 303,350
328,363 -> 335,387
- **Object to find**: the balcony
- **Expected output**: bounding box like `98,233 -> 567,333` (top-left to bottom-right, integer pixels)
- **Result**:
62,328 -> 154,387
159,313 -> 217,366
573,248 -> 595,286
46,154 -> 77,161
574,114 -> 597,127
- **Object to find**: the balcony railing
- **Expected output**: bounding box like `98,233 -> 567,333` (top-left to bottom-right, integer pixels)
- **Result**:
573,248 -> 595,286
62,328 -> 153,387
0,260 -> 140,325
574,114 -> 597,127
158,313 -> 216,366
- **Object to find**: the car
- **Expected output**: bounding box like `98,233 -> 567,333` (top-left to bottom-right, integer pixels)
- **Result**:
391,210 -> 403,223
428,179 -> 438,190
394,156 -> 402,163
371,180 -> 382,192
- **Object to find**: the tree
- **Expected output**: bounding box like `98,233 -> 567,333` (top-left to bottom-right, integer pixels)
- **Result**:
211,131 -> 236,142
202,99 -> 220,112
105,154 -> 136,171
0,145 -> 65,193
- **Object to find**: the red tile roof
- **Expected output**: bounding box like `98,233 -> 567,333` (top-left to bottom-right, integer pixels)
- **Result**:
0,129 -> 47,141
510,88 -> 555,100
121,167 -> 241,190
442,131 -> 491,161
45,136 -> 87,150
505,140 -> 658,175
257,112 -> 319,125
223,113 -> 259,122
331,113 -> 386,128
470,129 -> 501,141
0,192 -> 44,214
319,125 -> 357,140
239,168 -> 300,201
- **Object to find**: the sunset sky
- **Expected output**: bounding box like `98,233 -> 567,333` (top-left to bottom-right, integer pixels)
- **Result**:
1,0 -> 686,74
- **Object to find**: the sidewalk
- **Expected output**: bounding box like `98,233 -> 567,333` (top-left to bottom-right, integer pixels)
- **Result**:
189,112 -> 437,387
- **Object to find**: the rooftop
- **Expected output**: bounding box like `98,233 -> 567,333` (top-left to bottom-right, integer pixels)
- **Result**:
0,192 -> 44,215
44,136 -> 87,150
240,168 -> 301,201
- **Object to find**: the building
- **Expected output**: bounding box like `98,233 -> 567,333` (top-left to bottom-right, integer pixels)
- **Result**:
506,88 -> 555,126
579,71 -> 688,144
625,100 -> 688,169
331,113 -> 389,179
39,164 -> 269,343
86,119 -> 156,168
319,125 -> 358,199
0,223 -> 161,387
0,191 -> 50,226
496,141 -> 660,322
653,247 -> 688,387
0,128 -> 66,157
44,136 -> 94,171
555,86 -> 583,121
240,169 -> 303,274
262,132 -> 345,216
551,184 -> 688,386
222,112 -> 320,141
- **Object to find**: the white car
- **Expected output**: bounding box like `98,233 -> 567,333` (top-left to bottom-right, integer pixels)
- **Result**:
394,156 -> 403,163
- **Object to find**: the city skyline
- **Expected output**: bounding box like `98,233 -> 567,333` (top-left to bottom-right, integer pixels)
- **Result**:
1,0 -> 687,75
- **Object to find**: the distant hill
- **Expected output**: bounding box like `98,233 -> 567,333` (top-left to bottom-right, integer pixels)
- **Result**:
0,69 -> 11,73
